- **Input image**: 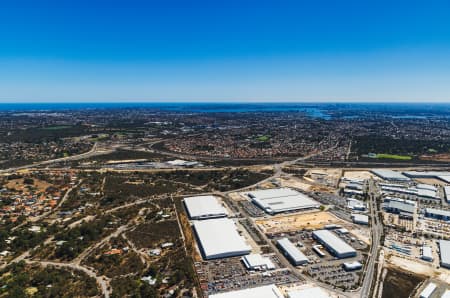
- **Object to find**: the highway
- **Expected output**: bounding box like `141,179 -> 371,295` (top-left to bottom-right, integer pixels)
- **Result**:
0,142 -> 114,174
360,179 -> 383,298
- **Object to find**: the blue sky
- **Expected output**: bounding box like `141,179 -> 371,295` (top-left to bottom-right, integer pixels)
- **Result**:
1,0 -> 450,102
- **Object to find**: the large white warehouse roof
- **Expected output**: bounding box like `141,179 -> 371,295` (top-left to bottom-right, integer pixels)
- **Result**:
209,284 -> 283,298
193,218 -> 251,260
246,188 -> 320,214
287,287 -> 331,298
184,195 -> 228,220
313,230 -> 356,258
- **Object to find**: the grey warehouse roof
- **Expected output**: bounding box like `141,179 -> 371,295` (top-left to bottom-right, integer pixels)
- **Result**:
385,200 -> 416,214
312,230 -> 356,256
277,238 -> 309,264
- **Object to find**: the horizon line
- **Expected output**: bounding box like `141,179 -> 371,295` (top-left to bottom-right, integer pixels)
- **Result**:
0,100 -> 447,104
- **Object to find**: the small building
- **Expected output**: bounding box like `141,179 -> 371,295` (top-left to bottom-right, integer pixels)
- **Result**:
421,246 -> 433,262
141,275 -> 157,286
347,198 -> 366,211
343,261 -> 363,271
312,230 -> 357,259
445,186 -> 450,204
312,245 -> 326,257
161,242 -> 174,249
242,254 -> 275,271
352,214 -> 369,225
0,251 -> 10,257
419,283 -> 436,298
276,237 -> 309,266
148,249 -> 161,256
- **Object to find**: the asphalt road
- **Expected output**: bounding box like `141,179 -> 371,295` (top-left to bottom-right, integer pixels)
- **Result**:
360,179 -> 383,298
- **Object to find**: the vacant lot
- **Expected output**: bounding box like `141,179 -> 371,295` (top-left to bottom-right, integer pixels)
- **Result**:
256,211 -> 342,234
382,268 -> 425,298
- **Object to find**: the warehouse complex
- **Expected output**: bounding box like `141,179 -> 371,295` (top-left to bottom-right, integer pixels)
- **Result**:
371,169 -> 410,181
439,240 -> 450,269
209,284 -> 283,298
276,237 -> 309,265
312,230 -> 357,258
245,188 -> 320,214
193,218 -> 251,259
184,195 -> 228,220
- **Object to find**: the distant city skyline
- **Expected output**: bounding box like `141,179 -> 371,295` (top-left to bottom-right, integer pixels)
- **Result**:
1,0 -> 450,102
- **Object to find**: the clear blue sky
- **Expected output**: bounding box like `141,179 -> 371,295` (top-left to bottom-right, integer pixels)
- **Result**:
1,0 -> 450,102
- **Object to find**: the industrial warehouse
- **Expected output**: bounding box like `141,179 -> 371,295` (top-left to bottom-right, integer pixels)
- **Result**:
192,218 -> 251,260
425,208 -> 450,221
209,284 -> 283,298
312,230 -> 357,258
276,237 -> 309,265
402,171 -> 450,183
242,254 -> 275,271
351,214 -> 369,225
439,240 -> 450,269
371,169 -> 411,181
183,195 -> 228,220
244,187 -> 320,214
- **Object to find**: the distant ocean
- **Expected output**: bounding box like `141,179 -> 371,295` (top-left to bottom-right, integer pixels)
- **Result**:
0,102 -> 332,119
0,102 -> 449,120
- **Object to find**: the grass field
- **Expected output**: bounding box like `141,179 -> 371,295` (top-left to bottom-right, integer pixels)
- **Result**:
41,125 -> 72,130
376,153 -> 412,160
256,135 -> 270,141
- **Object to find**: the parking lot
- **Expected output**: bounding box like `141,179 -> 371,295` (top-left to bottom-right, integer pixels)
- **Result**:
239,200 -> 266,217
307,262 -> 362,291
195,256 -> 301,296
